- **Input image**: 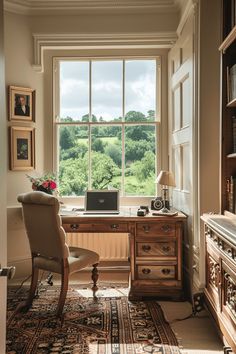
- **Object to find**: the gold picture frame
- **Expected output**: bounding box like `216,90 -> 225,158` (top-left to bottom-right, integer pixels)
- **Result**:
9,126 -> 35,171
9,86 -> 35,122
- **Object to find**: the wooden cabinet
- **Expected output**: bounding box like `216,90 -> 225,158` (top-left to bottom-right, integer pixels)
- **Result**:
202,213 -> 236,353
129,218 -> 184,300
219,0 -> 236,213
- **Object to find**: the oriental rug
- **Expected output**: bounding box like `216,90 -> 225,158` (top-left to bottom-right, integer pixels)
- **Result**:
6,284 -> 182,354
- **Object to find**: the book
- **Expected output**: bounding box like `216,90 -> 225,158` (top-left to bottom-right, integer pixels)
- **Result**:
232,116 -> 236,153
231,0 -> 236,30
229,64 -> 236,102
230,0 -> 236,29
228,176 -> 236,213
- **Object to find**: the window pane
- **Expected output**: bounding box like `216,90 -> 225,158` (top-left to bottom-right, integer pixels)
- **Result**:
124,125 -> 156,196
125,60 -> 156,121
59,126 -> 89,196
91,126 -> 122,189
60,61 -> 89,122
92,61 -> 122,122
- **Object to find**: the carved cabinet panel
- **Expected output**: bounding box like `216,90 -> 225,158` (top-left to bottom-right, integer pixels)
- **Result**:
202,214 -> 236,353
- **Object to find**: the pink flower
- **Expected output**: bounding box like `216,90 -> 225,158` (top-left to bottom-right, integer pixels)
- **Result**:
42,181 -> 49,188
49,180 -> 57,189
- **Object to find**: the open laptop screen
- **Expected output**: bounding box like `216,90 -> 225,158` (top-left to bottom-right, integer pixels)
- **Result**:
84,190 -> 120,214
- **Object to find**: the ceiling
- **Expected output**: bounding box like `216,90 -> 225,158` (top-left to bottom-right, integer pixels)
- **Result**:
4,0 -> 183,15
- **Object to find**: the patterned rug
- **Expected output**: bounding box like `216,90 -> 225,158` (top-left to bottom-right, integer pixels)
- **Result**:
6,284 -> 182,354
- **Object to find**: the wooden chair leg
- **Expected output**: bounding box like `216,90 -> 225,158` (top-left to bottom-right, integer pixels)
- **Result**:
91,263 -> 99,298
56,268 -> 69,317
27,267 -> 39,307
15,266 -> 39,314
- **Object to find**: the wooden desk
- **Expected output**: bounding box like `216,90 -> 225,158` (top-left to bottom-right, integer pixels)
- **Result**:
61,210 -> 186,300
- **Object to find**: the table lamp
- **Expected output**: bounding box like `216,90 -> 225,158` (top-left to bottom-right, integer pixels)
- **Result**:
156,170 -> 176,213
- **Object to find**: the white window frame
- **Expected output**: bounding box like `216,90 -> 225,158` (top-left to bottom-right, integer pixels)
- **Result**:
53,56 -> 161,205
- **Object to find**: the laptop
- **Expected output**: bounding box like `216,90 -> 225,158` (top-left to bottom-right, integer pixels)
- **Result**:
84,189 -> 120,214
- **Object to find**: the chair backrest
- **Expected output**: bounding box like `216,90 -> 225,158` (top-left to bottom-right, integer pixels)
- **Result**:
17,191 -> 69,260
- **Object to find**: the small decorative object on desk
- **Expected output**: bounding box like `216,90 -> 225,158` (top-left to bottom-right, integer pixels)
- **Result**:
26,173 -> 57,195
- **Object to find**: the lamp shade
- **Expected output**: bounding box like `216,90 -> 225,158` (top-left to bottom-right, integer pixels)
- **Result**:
156,170 -> 176,187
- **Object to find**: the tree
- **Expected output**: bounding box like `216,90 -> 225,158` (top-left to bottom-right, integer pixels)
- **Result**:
60,143 -> 88,160
147,110 -> 155,121
125,139 -> 154,162
131,151 -> 155,181
92,152 -> 120,189
59,157 -> 88,196
125,111 -> 146,122
92,138 -> 105,153
60,127 -> 75,150
105,143 -> 122,167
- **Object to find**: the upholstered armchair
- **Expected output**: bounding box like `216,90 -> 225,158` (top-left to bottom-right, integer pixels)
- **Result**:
17,191 -> 99,316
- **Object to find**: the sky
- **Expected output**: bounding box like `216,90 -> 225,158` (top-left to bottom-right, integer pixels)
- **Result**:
60,59 -> 156,121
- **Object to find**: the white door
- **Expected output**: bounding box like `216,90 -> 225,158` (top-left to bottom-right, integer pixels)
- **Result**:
168,9 -> 198,294
0,1 -> 7,352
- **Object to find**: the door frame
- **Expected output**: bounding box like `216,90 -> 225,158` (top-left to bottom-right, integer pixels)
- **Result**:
0,1 -> 7,352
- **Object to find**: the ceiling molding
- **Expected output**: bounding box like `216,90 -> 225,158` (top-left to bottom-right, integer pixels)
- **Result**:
33,32 -> 177,72
176,0 -> 198,36
4,0 -> 179,15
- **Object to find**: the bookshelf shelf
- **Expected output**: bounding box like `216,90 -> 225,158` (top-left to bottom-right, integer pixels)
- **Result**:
227,98 -> 236,107
219,26 -> 236,53
227,152 -> 236,158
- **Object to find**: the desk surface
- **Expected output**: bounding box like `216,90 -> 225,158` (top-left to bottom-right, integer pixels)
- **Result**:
60,206 -> 186,222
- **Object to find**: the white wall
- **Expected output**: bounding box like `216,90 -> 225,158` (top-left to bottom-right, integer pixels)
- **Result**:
198,0 -> 221,288
5,13 -> 45,278
199,0 -> 221,214
5,13 -> 44,206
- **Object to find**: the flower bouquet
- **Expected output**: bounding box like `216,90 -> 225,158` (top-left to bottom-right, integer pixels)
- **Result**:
26,173 -> 57,195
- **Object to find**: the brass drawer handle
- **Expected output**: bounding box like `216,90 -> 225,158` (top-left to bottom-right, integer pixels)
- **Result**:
142,225 -> 150,233
70,224 -> 79,230
162,268 -> 171,275
110,224 -> 119,230
162,246 -> 170,252
161,224 -> 172,233
142,245 -> 151,252
142,268 -> 151,274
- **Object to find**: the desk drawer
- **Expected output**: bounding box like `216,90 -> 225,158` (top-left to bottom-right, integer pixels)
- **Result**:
136,222 -> 176,237
63,222 -> 128,233
137,265 -> 176,280
137,241 -> 176,257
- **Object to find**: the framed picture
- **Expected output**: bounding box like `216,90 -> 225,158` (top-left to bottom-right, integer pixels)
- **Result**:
9,86 -> 35,122
9,126 -> 35,171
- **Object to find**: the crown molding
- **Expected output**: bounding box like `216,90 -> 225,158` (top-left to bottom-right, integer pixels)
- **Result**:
4,0 -> 179,15
176,0 -> 199,36
32,32 -> 177,72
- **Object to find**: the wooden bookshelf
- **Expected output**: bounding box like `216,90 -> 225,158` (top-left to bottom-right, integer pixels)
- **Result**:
219,0 -> 236,213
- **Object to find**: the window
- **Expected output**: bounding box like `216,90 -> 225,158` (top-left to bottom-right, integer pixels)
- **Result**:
54,58 -> 160,197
